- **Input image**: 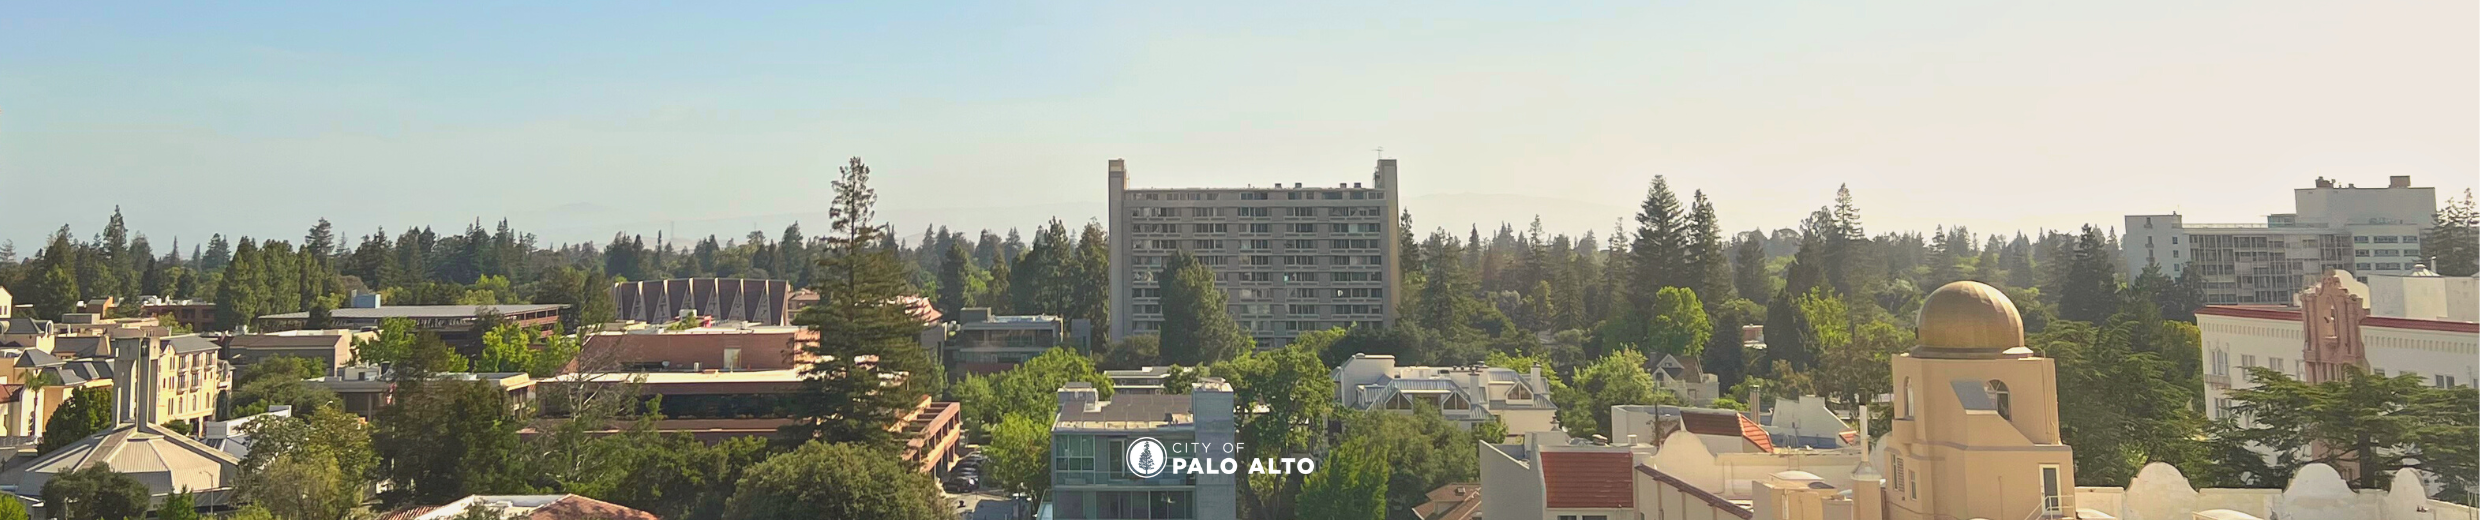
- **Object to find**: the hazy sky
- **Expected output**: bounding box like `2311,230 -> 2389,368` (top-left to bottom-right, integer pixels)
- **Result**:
4,2 -> 2472,251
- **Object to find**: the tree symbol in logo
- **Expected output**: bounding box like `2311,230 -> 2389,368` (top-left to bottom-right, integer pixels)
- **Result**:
1129,437 -> 1165,477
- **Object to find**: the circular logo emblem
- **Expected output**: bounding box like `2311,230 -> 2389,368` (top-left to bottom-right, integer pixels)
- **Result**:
1126,437 -> 1168,478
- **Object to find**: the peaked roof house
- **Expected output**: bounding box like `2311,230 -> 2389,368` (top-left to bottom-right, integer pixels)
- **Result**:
1333,354 -> 1560,442
3,331 -> 241,514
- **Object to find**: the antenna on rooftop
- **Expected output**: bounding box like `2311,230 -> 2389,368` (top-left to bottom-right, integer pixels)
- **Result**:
1374,147 -> 1386,160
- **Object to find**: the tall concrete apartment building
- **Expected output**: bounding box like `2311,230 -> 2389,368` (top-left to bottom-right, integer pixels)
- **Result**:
2123,175 -> 2437,305
1107,158 -> 1400,348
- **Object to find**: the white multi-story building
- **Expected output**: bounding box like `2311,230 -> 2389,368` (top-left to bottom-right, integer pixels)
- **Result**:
1332,354 -> 1558,442
2123,176 -> 2439,305
2197,271 -> 2478,423
1107,158 -> 1401,348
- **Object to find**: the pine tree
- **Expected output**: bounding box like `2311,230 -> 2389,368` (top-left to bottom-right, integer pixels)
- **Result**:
1732,230 -> 1771,306
2428,189 -> 2478,276
1629,177 -> 1688,309
935,240 -> 974,320
1068,222 -> 1112,345
2058,225 -> 2121,324
1684,191 -> 1733,306
779,157 -> 936,450
305,218 -> 337,260
1157,250 -> 1252,365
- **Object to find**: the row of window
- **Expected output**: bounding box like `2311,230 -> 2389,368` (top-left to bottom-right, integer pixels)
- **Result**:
2353,249 -> 2421,258
1129,287 -> 1387,300
1129,190 -> 1383,201
1132,206 -> 1386,218
1131,303 -> 1384,316
2355,235 -> 2420,244
1130,319 -> 1385,333
1130,223 -> 1386,235
2357,262 -> 2411,271
1131,255 -> 1387,268
1138,239 -> 1385,251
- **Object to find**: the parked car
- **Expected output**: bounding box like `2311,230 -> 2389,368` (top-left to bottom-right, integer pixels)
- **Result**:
944,474 -> 980,493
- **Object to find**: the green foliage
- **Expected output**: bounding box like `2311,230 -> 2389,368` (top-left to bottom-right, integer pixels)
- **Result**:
2209,366 -> 2476,496
721,442 -> 948,520
1298,434 -> 1391,520
528,266 -> 619,330
41,463 -> 149,520
2430,189 -> 2479,277
2033,317 -> 2206,487
1158,250 -> 1253,365
232,355 -> 342,417
0,491 -> 24,520
1339,408 -> 1477,520
985,413 -> 1052,497
602,435 -> 771,520
474,323 -> 537,374
39,388 -> 113,454
351,317 -> 422,366
1558,350 -> 1672,440
1223,343 -> 1335,519
780,158 -> 938,449
1096,334 -> 1161,370
953,347 -> 1114,437
2055,225 -> 2120,324
1645,287 -> 1710,357
373,378 -> 532,507
159,490 -> 203,520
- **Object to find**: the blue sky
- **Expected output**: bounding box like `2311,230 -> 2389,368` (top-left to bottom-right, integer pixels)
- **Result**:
4,2 -> 2472,250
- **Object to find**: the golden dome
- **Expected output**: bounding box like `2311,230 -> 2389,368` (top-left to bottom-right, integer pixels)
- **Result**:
1912,281 -> 2024,359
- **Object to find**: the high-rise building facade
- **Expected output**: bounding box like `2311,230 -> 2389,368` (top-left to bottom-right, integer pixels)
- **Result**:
2122,175 -> 2437,305
1107,158 -> 1401,348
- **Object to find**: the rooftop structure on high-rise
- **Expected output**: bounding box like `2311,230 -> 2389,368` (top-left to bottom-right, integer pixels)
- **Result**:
2123,175 -> 2439,304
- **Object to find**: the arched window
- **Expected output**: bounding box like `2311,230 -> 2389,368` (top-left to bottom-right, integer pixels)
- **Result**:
1987,380 -> 2012,420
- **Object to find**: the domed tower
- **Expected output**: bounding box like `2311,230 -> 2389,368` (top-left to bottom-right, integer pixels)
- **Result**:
1879,281 -> 2078,520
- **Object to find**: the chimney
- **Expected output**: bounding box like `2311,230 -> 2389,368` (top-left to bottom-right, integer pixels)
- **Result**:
1109,159 -> 1127,179
2389,175 -> 2411,188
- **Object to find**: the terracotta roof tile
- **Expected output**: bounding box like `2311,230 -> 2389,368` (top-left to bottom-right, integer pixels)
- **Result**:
1541,451 -> 1634,509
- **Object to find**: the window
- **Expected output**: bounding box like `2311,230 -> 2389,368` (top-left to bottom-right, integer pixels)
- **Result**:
1890,456 -> 1906,494
2374,235 -> 2400,243
1356,223 -> 1382,233
1289,223 -> 1318,233
2241,354 -> 2255,368
1328,206 -> 1383,217
1192,224 -> 1228,233
1331,272 -> 1376,282
2041,464 -> 2064,514
1131,288 -> 1160,298
2172,236 -> 2179,244
1902,378 -> 1915,419
1284,255 -> 1317,265
1283,272 -> 1318,282
1285,207 -> 1318,217
2358,263 -> 2372,271
1133,224 -> 1177,233
1351,192 -> 1366,200
1235,207 -> 1269,217
1196,256 -> 1229,266
1240,192 -> 1269,200
2214,398 -> 2231,419
1329,224 -> 1352,233
1192,240 -> 1224,249
2403,235 -> 2420,243
1244,256 -> 1272,266
1235,272 -> 1273,282
2211,349 -> 2228,376
1284,239 -> 1319,250
2354,236 -> 2370,243
1244,239 -> 1271,250
1287,304 -> 1319,315
1246,224 -> 1271,234
1290,288 -> 1322,298
1322,191 -> 1343,200
1988,380 -> 2012,420
1054,435 -> 1096,472
2437,375 -> 2458,388
2357,250 -> 2371,257
1134,304 -> 1161,314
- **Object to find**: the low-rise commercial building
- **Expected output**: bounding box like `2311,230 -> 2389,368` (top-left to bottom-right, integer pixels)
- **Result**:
1044,380 -> 1239,520
309,367 -> 536,417
224,329 -> 368,370
1332,354 -> 1558,442
257,299 -> 564,352
579,324 -> 811,372
933,308 -> 1085,375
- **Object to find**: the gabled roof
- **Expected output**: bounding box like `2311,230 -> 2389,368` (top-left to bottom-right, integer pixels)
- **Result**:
1540,451 -> 1635,509
167,335 -> 221,355
53,336 -> 108,358
8,423 -> 240,498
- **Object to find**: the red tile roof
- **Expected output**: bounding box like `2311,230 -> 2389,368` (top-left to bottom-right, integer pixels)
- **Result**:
1541,451 -> 1635,509
1738,414 -> 1775,453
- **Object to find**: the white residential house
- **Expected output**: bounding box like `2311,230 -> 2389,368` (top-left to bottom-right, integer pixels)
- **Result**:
1332,354 -> 1558,442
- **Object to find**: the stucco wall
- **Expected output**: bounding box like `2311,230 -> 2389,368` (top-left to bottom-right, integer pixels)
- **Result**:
2075,463 -> 2477,520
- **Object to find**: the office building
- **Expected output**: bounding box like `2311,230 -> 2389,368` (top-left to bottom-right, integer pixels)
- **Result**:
1044,379 -> 1239,520
933,308 -> 1085,376
2197,271 -> 2477,426
1107,158 -> 1401,348
2123,176 -> 2439,304
224,329 -> 369,370
580,323 -> 812,372
256,296 -> 565,352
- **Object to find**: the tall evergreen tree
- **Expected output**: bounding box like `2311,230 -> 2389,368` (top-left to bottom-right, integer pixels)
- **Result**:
304,218 -> 337,260
1068,222 -> 1112,343
201,234 -> 232,272
1684,191 -> 1733,306
935,240 -> 974,321
1629,177 -> 1688,305
1732,230 -> 1772,306
1157,250 -> 1251,365
2428,189 -> 2478,276
779,157 -> 936,449
2057,225 -> 2121,324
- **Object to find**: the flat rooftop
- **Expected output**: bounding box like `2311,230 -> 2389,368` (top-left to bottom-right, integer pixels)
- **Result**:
261,304 -> 565,319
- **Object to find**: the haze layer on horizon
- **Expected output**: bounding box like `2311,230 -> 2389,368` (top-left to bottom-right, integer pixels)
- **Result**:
2,1 -> 2472,248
